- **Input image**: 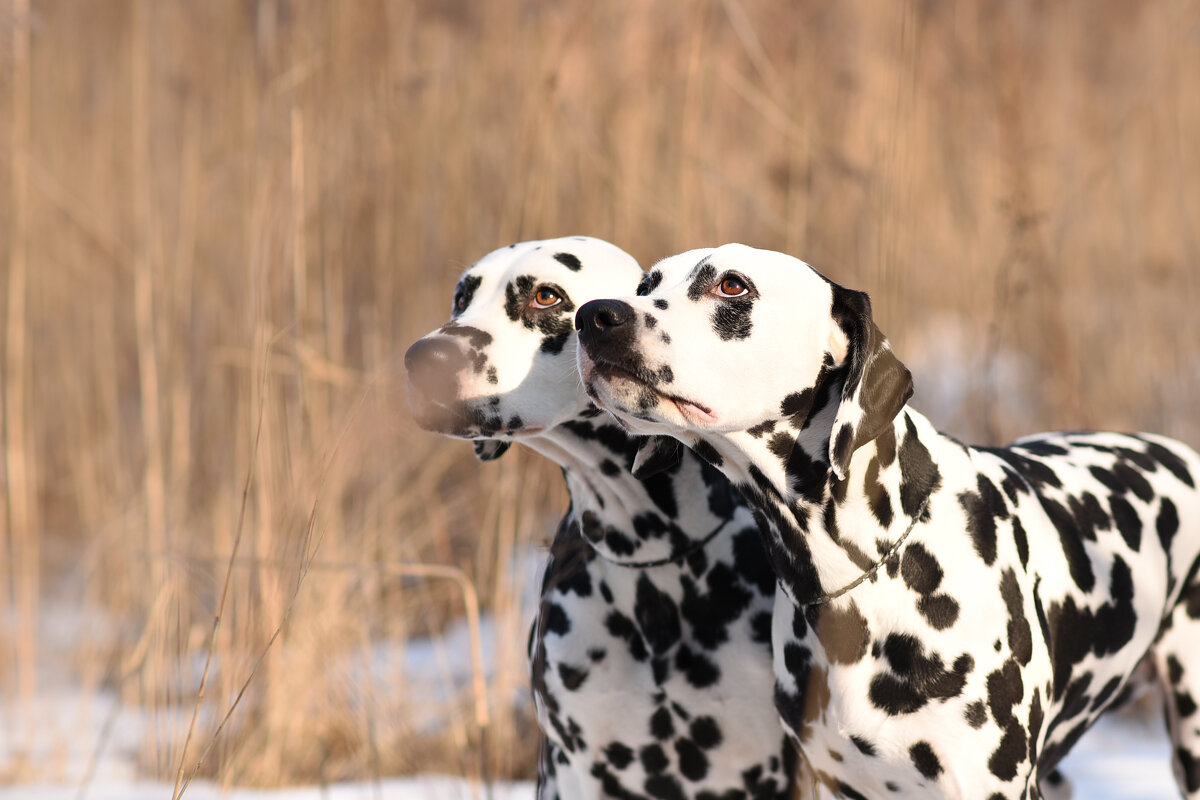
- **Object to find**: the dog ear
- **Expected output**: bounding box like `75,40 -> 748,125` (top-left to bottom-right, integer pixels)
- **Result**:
827,285 -> 913,481
632,436 -> 684,480
473,440 -> 511,462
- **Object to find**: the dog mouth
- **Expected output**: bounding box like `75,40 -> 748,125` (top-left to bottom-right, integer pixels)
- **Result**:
581,354 -> 716,426
406,383 -> 544,438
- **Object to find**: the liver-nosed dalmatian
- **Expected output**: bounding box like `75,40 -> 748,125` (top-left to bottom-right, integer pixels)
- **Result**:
575,242 -> 1200,800
404,237 -> 803,800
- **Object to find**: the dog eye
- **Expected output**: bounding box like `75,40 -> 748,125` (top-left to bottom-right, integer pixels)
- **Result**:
532,286 -> 562,308
717,276 -> 748,297
453,293 -> 467,313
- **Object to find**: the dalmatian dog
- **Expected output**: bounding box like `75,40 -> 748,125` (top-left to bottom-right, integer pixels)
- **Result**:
576,242 -> 1200,799
404,237 -> 801,800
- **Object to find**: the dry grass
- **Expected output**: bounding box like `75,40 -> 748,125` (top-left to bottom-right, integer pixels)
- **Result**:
0,0 -> 1198,788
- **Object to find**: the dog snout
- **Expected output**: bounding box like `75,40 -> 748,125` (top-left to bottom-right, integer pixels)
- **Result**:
575,299 -> 635,347
404,336 -> 467,402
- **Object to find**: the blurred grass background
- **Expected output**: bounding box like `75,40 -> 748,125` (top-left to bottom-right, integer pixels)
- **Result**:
1,0 -> 1198,789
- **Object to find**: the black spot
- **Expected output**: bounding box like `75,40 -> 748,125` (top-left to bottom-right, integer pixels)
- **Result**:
635,574 -> 682,656
600,459 -> 621,477
640,743 -> 670,775
1040,496 -> 1095,592
988,718 -> 1027,781
540,329 -> 571,354
959,474 -> 1006,565
605,610 -> 648,661
901,542 -> 943,595
675,644 -> 720,688
984,447 -> 1063,491
851,735 -> 877,757
1142,440 -> 1195,487
553,252 -> 582,271
864,457 -> 894,528
899,415 -> 942,516
1089,676 -> 1123,713
909,741 -> 943,780
636,270 -> 663,297
504,274 -> 536,321
986,659 -> 1024,724
649,706 -> 674,740
780,389 -> 815,422
1000,569 -> 1033,665
1012,517 -> 1029,569
643,313 -> 658,329
837,782 -> 870,800
690,716 -> 723,749
1158,498 -> 1180,554
544,602 -> 570,635
965,700 -> 987,728
680,562 -> 753,650
605,741 -> 634,770
1093,557 -> 1137,656
1045,558 -> 1136,700
1176,747 -> 1200,794
675,738 -> 709,781
653,298 -> 669,310
917,594 -> 960,630
1090,465 -> 1124,494
831,425 -> 854,475
712,294 -> 755,341
1113,461 -> 1154,502
1178,691 -> 1199,719
557,662 -> 589,690
691,439 -> 724,467
686,263 -> 717,300
1109,494 -> 1142,551
645,775 -> 687,800
869,634 -> 973,715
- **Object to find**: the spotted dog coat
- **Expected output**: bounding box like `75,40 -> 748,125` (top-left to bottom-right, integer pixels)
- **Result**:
576,242 -> 1200,800
404,237 -> 798,800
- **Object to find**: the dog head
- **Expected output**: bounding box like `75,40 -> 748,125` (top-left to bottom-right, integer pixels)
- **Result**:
405,236 -> 644,460
575,243 -> 912,480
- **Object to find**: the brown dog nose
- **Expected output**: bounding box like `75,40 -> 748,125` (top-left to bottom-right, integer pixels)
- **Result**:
404,336 -> 467,402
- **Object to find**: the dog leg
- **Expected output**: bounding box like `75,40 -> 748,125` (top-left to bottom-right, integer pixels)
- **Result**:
1152,582 -> 1200,798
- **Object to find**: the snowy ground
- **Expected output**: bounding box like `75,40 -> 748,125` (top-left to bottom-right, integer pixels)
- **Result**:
1,545 -> 1185,798
0,685 -> 1181,799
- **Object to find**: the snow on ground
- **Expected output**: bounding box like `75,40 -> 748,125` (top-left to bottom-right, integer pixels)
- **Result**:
2,551 -> 1185,799
0,776 -> 534,800
0,695 -> 1181,799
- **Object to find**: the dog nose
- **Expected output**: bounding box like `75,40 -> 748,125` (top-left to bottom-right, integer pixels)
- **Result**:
575,299 -> 634,338
404,336 -> 466,400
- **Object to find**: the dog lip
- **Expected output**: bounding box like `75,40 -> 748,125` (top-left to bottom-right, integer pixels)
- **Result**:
584,357 -> 715,421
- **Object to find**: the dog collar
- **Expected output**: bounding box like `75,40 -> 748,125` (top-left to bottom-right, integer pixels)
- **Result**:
589,517 -> 733,569
806,495 -> 931,606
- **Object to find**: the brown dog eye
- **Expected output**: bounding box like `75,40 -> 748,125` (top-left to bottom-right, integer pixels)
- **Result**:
533,287 -> 562,308
454,294 -> 467,312
718,277 -> 747,297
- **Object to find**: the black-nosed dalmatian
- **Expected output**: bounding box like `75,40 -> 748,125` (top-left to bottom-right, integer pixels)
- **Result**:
404,237 -> 801,800
576,242 -> 1200,799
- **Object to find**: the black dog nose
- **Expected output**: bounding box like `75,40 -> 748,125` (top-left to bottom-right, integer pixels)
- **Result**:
575,299 -> 635,339
404,336 -> 467,401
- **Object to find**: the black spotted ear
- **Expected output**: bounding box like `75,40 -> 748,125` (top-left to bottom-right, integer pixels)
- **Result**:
632,436 -> 684,480
827,285 -> 913,481
473,440 -> 511,462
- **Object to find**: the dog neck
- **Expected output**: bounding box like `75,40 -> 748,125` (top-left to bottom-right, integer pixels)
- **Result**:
693,399 -> 941,605
520,411 -> 741,566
